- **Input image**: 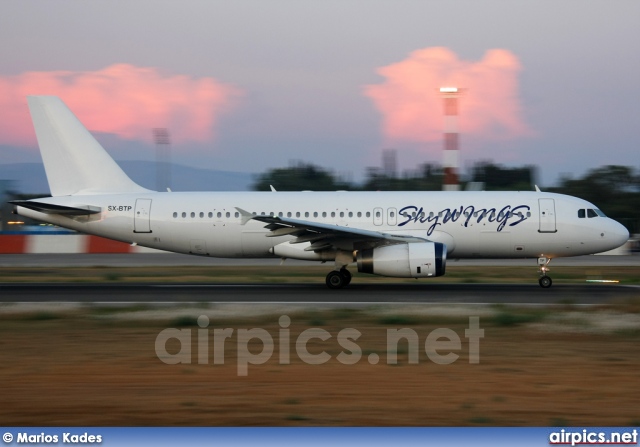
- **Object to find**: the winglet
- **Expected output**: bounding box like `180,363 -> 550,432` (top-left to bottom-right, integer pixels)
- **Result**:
270,185 -> 277,192
534,185 -> 542,192
235,207 -> 254,225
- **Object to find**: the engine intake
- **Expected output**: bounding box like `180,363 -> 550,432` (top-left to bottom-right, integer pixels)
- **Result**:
357,242 -> 447,278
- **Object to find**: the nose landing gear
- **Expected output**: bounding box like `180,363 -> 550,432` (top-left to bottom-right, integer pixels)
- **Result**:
538,257 -> 552,288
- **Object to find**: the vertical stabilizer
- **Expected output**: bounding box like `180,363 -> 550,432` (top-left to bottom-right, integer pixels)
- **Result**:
27,96 -> 151,196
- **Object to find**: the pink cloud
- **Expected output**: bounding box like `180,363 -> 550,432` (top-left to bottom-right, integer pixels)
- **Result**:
0,64 -> 242,147
364,47 -> 534,150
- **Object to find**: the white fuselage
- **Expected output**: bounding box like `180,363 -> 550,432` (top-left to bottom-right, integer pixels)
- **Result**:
17,190 -> 629,261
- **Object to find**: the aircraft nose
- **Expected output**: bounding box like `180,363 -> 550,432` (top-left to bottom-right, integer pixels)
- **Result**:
610,220 -> 630,249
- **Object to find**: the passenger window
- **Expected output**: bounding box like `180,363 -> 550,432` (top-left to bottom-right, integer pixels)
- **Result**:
296,212 -> 300,218
366,212 -> 371,218
349,212 -> 353,218
190,212 -> 195,218
587,209 -> 597,218
313,212 -> 318,218
376,211 -> 381,218
287,212 -> 292,217
208,212 -> 213,218
357,212 -> 362,218
390,212 -> 395,218
578,209 -> 585,218
305,212 -> 309,218
226,212 -> 230,218
331,212 -> 336,218
322,212 -> 327,218
199,212 -> 204,218
182,212 -> 186,218
278,212 -> 283,217
235,212 -> 240,218
173,212 -> 177,218
217,212 -> 222,218
340,212 -> 344,218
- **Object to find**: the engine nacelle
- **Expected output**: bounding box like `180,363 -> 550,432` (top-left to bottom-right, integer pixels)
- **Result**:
357,242 -> 447,278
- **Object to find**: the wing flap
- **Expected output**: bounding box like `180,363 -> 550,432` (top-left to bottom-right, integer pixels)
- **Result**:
235,206 -> 428,252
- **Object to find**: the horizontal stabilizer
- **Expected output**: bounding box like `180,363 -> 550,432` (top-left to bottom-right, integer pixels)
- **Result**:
10,200 -> 101,215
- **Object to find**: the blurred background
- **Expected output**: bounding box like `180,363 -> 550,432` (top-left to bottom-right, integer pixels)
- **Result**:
1,1 -> 639,427
1,1 -> 638,247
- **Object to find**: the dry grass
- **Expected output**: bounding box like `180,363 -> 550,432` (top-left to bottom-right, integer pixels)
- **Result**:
1,307 -> 639,426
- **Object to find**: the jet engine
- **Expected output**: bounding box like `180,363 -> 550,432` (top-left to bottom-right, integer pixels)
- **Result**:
356,242 -> 447,278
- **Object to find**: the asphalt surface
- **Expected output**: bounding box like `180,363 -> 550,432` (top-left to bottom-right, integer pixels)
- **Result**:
0,254 -> 638,305
0,282 -> 637,304
0,253 -> 639,267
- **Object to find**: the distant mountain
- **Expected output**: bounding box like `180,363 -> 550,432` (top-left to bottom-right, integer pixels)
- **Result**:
0,161 -> 255,195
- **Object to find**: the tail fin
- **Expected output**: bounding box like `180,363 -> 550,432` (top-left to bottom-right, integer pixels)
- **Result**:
27,96 -> 151,196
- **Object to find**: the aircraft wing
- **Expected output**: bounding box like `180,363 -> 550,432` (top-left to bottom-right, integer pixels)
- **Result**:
236,207 -> 426,252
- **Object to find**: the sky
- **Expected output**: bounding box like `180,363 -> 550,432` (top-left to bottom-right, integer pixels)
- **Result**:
0,0 -> 638,187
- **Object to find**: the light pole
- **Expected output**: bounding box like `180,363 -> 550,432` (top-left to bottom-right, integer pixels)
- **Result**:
153,128 -> 171,191
440,87 -> 461,191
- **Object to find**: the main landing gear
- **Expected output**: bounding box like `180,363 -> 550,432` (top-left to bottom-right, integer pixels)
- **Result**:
326,268 -> 352,289
538,257 -> 552,288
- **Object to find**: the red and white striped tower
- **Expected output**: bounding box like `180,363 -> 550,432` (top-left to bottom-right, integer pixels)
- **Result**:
440,87 -> 460,191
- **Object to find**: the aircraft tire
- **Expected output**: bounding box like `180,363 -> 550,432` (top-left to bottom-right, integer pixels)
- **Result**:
326,271 -> 346,289
340,268 -> 352,285
539,275 -> 552,288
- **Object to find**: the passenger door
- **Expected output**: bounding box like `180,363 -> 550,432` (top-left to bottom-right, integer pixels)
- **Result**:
134,199 -> 152,233
538,198 -> 556,233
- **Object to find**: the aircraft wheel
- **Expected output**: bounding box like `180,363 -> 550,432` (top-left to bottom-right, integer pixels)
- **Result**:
326,271 -> 346,289
340,268 -> 352,285
539,275 -> 552,288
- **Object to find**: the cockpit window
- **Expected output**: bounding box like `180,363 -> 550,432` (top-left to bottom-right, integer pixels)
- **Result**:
595,209 -> 606,217
587,209 -> 598,218
578,209 -> 585,218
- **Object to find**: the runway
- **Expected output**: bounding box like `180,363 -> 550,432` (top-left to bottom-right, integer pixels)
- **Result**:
1,253 -> 639,267
0,254 -> 638,305
0,282 -> 637,304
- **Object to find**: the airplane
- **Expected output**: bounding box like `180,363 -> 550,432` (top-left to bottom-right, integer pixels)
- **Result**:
10,96 -> 629,289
